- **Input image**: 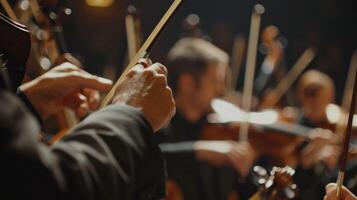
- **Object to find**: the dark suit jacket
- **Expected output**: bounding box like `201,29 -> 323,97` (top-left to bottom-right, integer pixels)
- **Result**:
0,90 -> 166,200
155,112 -> 243,200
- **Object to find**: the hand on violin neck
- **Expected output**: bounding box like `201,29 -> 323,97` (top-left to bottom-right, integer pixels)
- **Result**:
20,62 -> 112,120
112,59 -> 176,132
300,128 -> 340,170
194,140 -> 256,177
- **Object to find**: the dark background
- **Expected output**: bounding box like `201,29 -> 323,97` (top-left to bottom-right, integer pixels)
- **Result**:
10,0 -> 357,103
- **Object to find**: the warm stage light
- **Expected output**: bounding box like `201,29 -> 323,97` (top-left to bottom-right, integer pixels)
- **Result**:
86,0 -> 114,7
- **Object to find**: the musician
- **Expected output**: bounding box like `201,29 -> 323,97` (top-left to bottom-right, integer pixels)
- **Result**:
1,59 -> 175,200
255,25 -> 284,97
294,70 -> 339,169
296,70 -> 335,128
155,38 -> 255,200
293,70 -> 341,199
324,183 -> 357,200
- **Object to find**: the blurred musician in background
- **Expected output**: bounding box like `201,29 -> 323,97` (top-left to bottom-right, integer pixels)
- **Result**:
293,70 -> 341,199
255,25 -> 285,98
295,70 -> 340,169
156,38 -> 256,200
296,70 -> 335,128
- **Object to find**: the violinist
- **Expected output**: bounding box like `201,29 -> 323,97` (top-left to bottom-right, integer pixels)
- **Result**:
295,70 -> 340,170
255,25 -> 284,97
293,70 -> 341,199
155,38 -> 255,200
296,70 -> 336,128
1,54 -> 175,200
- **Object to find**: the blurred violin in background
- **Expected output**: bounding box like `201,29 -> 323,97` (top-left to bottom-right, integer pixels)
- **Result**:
0,12 -> 30,92
1,0 -> 81,141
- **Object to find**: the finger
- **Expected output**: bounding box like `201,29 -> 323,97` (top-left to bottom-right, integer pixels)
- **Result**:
148,62 -> 168,76
66,72 -> 113,92
64,92 -> 87,109
55,62 -> 82,72
76,102 -> 90,118
127,59 -> 153,77
82,89 -> 101,110
228,153 -> 248,176
325,183 -> 336,195
137,58 -> 152,69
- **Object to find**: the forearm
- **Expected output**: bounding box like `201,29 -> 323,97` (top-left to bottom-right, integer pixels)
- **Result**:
53,105 -> 166,199
16,88 -> 43,125
1,100 -> 166,200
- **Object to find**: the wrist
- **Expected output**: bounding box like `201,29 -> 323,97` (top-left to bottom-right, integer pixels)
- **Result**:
112,97 -> 158,132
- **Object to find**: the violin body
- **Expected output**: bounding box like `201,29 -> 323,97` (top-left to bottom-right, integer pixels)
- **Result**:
201,122 -> 302,166
0,12 -> 30,92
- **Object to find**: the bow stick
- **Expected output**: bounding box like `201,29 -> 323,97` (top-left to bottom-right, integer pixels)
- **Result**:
125,5 -> 141,60
336,57 -> 357,197
101,0 -> 183,107
262,47 -> 316,107
0,0 -> 19,22
239,4 -> 265,141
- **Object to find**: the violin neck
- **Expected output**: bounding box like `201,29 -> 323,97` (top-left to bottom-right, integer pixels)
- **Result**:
51,24 -> 68,53
260,122 -> 312,138
249,192 -> 262,200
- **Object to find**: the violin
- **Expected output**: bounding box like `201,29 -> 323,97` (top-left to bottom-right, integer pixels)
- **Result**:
250,166 -> 298,200
0,12 -> 30,92
164,165 -> 299,200
8,0 -> 81,139
202,97 -> 351,166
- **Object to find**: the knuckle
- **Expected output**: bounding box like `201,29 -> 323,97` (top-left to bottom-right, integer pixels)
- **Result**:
166,87 -> 174,97
126,70 -> 137,78
156,75 -> 167,84
63,62 -> 79,70
68,71 -> 81,77
153,62 -> 164,68
156,63 -> 168,74
143,69 -> 154,78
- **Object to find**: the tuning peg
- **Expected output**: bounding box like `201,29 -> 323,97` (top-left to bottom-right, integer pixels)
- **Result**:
253,166 -> 269,186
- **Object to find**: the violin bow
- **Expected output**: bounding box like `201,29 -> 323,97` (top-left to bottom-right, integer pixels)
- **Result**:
0,0 -> 19,22
335,51 -> 357,139
101,0 -> 184,107
239,4 -> 265,141
263,47 -> 316,107
230,35 -> 246,91
336,54 -> 357,197
125,5 -> 142,60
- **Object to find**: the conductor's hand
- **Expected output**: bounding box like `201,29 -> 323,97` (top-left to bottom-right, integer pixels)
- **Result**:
324,183 -> 357,200
112,59 -> 175,132
20,62 -> 113,120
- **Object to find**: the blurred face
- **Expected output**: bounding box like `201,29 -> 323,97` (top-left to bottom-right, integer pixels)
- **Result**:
192,64 -> 227,114
302,86 -> 334,124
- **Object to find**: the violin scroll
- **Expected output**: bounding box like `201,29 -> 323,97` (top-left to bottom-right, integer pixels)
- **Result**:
251,166 -> 298,200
